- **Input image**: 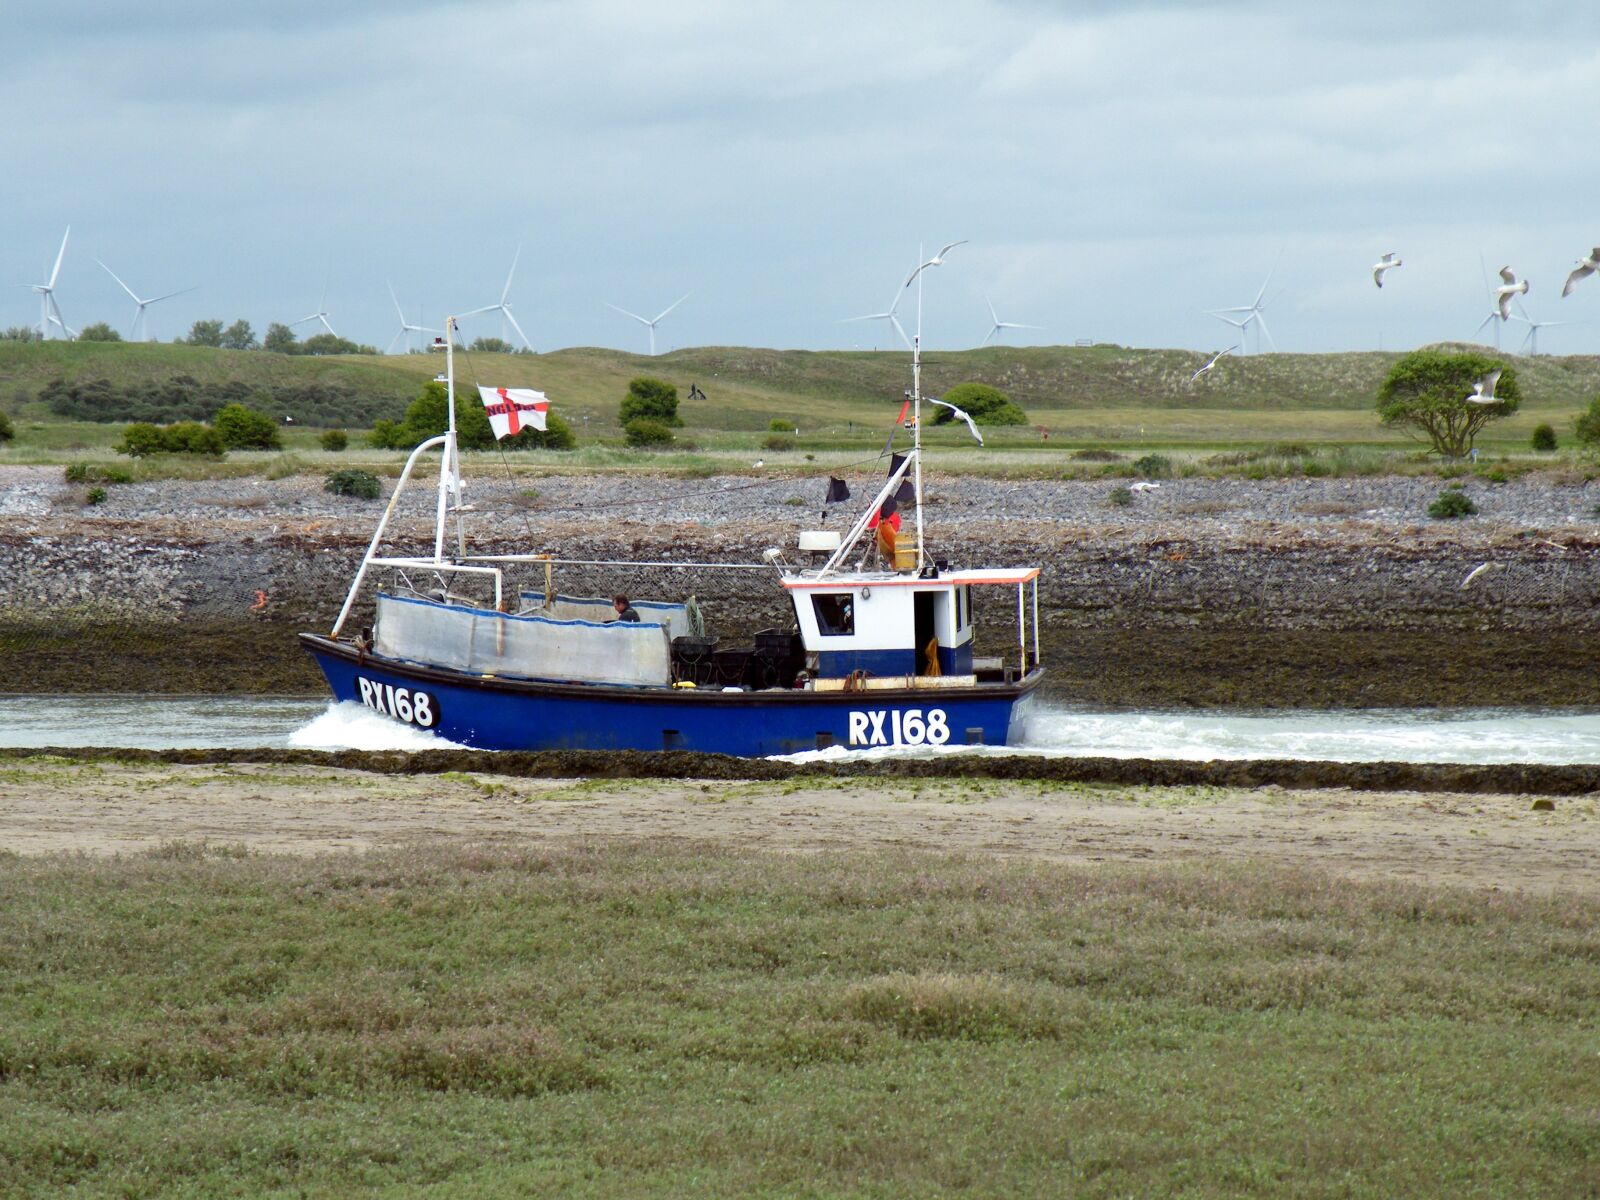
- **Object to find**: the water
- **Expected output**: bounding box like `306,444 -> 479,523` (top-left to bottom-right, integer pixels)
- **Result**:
3,696 -> 1600,765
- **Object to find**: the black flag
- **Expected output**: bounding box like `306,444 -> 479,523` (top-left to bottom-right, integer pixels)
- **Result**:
825,476 -> 850,505
888,453 -> 914,503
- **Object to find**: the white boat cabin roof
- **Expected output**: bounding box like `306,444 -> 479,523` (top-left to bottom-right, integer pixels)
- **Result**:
781,567 -> 1040,592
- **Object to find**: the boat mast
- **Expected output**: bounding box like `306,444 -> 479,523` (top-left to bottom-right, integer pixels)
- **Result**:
434,316 -> 463,563
912,262 -> 925,572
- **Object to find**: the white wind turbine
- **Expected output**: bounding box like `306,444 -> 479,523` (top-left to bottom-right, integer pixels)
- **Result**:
1510,301 -> 1567,356
1205,258 -> 1280,354
386,283 -> 440,354
982,295 -> 1041,346
95,259 -> 197,341
605,292 -> 690,356
462,247 -> 533,350
291,283 -> 339,338
28,228 -> 73,339
842,271 -> 914,351
1469,255 -> 1509,351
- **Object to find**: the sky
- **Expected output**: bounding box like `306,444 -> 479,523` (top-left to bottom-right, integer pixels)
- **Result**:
8,1 -> 1600,357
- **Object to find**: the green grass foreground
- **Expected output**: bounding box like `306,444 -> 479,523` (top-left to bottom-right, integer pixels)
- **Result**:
3,842 -> 1599,1197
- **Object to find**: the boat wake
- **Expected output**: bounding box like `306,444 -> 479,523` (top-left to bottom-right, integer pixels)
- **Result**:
776,705 -> 1600,766
288,701 -> 467,751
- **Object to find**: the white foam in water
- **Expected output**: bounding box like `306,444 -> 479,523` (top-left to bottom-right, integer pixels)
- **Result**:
287,701 -> 466,751
776,704 -> 1600,765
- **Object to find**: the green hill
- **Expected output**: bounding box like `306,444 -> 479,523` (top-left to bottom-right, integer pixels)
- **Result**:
4,340 -> 1598,435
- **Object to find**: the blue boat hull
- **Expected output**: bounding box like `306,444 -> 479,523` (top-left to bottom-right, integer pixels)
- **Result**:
300,634 -> 1041,756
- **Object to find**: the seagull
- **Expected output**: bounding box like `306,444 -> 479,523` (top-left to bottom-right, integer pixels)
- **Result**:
1129,480 -> 1161,492
1495,267 -> 1529,320
1372,252 -> 1402,288
1460,562 -> 1500,589
752,459 -> 764,469
1189,345 -> 1236,383
1562,248 -> 1600,298
903,240 -> 967,289
928,397 -> 984,445
1465,369 -> 1504,405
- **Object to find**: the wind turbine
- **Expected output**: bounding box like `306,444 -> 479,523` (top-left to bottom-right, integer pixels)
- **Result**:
605,292 -> 690,356
842,273 -> 914,351
28,228 -> 72,339
386,283 -> 440,354
95,259 -> 197,341
462,247 -> 533,350
982,295 -> 1041,346
1510,301 -> 1567,356
1469,255 -> 1506,351
291,284 -> 338,338
1205,258 -> 1280,354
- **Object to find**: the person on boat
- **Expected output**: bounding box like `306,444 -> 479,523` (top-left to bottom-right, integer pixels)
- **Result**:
611,595 -> 641,623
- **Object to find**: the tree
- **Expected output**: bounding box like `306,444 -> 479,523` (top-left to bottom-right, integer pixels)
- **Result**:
1375,349 -> 1521,459
619,377 -> 681,427
221,320 -> 258,350
0,326 -> 40,342
78,322 -> 123,342
470,337 -> 515,354
214,403 -> 282,450
0,410 -> 13,443
300,332 -> 377,356
932,382 -> 1027,427
263,323 -> 298,354
377,381 -> 578,452
186,319 -> 225,348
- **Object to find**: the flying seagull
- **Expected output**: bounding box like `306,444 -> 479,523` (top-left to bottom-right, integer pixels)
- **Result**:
1372,252 -> 1402,288
1190,345 -> 1236,383
1563,248 -> 1600,298
1495,267 -> 1529,320
1465,369 -> 1504,405
928,397 -> 984,445
903,240 -> 967,290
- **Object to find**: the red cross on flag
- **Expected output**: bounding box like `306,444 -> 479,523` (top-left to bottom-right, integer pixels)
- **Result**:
476,386 -> 549,439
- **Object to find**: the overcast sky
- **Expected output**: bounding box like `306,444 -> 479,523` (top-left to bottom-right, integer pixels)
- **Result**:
8,2 -> 1599,356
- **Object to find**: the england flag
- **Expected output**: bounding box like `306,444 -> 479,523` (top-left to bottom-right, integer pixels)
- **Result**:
477,386 -> 549,439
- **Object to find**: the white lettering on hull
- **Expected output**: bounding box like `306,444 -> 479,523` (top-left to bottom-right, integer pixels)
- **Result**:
355,677 -> 437,728
846,708 -> 950,747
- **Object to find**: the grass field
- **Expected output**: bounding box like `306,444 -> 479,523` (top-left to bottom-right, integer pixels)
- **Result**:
3,837 -> 1599,1197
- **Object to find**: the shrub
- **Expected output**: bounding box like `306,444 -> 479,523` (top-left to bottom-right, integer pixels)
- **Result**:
1376,349 -> 1520,458
762,433 -> 797,452
324,469 -> 382,499
1428,486 -> 1477,519
517,412 -> 578,451
1070,449 -> 1124,462
85,487 -> 107,506
213,403 -> 282,450
769,418 -> 798,433
1576,397 -> 1600,448
0,410 -> 12,443
1532,423 -> 1557,452
77,322 -> 122,342
320,429 -> 349,452
1133,454 -> 1173,478
619,377 -> 681,427
117,422 -> 225,458
1108,486 -> 1134,507
64,463 -> 133,484
624,418 -> 675,448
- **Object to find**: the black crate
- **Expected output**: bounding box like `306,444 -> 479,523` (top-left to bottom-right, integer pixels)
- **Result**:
712,649 -> 753,687
753,628 -> 801,659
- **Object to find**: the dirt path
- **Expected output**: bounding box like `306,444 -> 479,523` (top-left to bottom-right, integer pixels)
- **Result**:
2,761 -> 1595,894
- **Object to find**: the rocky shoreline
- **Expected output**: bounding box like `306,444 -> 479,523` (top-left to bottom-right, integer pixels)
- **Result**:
4,465 -> 1599,705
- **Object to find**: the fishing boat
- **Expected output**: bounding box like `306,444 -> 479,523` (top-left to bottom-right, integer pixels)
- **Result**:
300,303 -> 1044,756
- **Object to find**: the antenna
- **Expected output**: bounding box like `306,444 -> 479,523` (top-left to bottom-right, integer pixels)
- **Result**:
604,292 -> 690,356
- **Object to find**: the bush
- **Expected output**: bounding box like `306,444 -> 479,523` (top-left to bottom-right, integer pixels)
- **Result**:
619,377 -> 682,427
85,487 -> 107,506
1427,486 -> 1478,519
116,422 -> 225,458
1531,423 -> 1557,452
320,429 -> 349,452
624,418 -> 675,448
769,418 -> 798,433
0,410 -> 12,443
1575,397 -> 1600,448
1070,448 -> 1124,462
1133,454 -> 1173,478
213,403 -> 282,450
762,433 -> 797,452
63,463 -> 133,484
1108,486 -> 1133,507
77,322 -> 122,342
324,469 -> 382,499
524,412 -> 578,451
933,383 -> 1028,427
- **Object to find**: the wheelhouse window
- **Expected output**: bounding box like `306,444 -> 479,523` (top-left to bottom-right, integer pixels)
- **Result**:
812,593 -> 855,636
